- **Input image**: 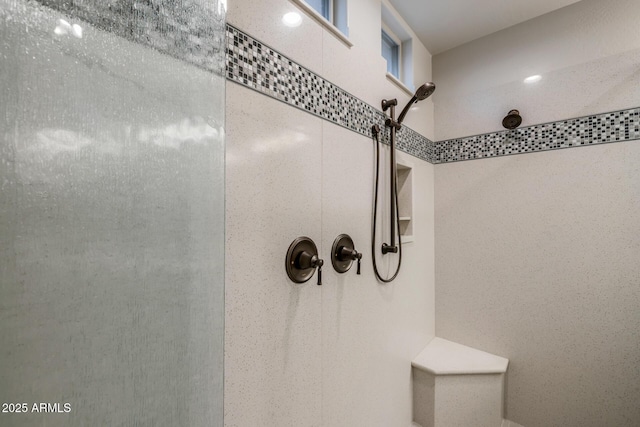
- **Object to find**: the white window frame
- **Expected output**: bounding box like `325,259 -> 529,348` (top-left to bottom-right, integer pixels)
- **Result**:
381,1 -> 414,94
381,23 -> 402,80
304,0 -> 331,22
290,0 -> 352,47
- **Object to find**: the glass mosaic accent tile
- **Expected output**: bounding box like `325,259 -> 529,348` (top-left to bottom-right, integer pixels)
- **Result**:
226,24 -> 640,164
434,109 -> 640,163
226,24 -> 436,163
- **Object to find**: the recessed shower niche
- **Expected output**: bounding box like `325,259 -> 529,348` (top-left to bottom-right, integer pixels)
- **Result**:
397,160 -> 413,243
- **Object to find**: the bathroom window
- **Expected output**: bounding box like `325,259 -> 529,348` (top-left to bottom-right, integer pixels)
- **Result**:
292,0 -> 349,40
306,0 -> 330,19
381,29 -> 400,78
381,2 -> 414,92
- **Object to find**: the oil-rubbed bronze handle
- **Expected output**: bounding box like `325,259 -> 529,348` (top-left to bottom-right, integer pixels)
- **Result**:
297,251 -> 324,285
316,260 -> 323,285
338,247 -> 357,260
339,246 -> 362,274
341,247 -> 362,275
285,237 -> 323,285
331,234 -> 362,275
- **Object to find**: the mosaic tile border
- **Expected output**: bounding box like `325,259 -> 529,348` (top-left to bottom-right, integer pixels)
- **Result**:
226,24 -> 639,165
16,4 -> 639,164
34,0 -> 226,75
225,24 -> 436,162
435,108 -> 640,163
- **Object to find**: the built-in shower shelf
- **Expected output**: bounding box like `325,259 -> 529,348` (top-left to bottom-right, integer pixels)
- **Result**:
397,161 -> 413,241
399,217 -> 413,241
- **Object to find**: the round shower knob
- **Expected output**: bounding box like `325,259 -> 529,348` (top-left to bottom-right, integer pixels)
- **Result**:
331,234 -> 362,274
286,236 -> 323,285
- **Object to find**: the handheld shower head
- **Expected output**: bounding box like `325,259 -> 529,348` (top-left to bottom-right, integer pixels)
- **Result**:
397,82 -> 436,125
414,82 -> 436,101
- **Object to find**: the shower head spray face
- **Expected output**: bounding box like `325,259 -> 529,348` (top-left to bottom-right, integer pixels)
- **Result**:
415,82 -> 436,101
396,82 -> 436,125
502,109 -> 522,129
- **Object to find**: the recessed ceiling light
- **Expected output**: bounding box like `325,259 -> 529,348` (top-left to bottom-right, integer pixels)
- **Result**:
282,12 -> 302,27
524,74 -> 542,84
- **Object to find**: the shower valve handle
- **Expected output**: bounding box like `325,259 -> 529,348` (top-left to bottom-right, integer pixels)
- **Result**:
285,237 -> 323,285
297,251 -> 324,286
339,247 -> 362,275
331,234 -> 361,275
314,258 -> 323,286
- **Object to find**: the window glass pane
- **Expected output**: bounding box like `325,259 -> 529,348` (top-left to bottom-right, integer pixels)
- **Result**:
381,30 -> 399,77
306,0 -> 330,20
334,0 -> 348,36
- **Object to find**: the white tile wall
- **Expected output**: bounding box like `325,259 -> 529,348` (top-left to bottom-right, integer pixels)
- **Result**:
225,84 -> 323,426
435,141 -> 640,427
433,1 -> 640,425
227,0 -> 324,75
433,0 -> 640,141
320,122 -> 435,426
225,0 -> 436,425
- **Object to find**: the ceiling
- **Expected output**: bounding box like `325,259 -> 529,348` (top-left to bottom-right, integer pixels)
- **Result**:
387,0 -> 583,55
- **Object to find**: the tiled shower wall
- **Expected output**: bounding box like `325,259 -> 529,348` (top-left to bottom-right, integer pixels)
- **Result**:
225,1 -> 639,426
224,1 -> 639,426
226,24 -> 639,165
435,108 -> 640,163
433,0 -> 640,426
226,24 -> 436,162
224,0 -> 435,426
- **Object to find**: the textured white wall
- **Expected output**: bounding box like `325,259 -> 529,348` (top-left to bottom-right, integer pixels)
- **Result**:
225,0 -> 435,426
433,0 -> 640,141
433,1 -> 640,426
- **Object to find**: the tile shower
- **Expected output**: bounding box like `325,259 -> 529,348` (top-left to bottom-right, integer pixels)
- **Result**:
1,0 -> 638,426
